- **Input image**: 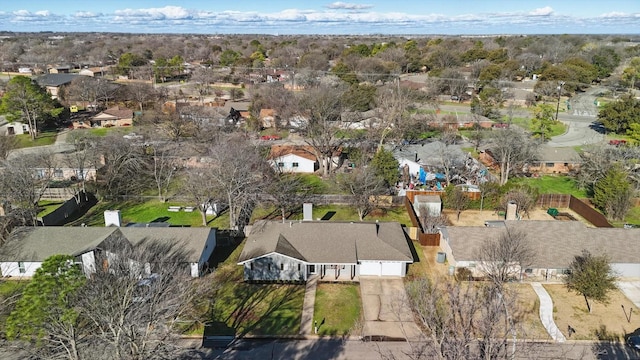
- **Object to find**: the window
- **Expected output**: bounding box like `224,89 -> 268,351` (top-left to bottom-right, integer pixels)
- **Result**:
54,169 -> 63,178
34,169 -> 45,179
292,162 -> 299,168
280,263 -> 284,270
545,162 -> 554,167
18,262 -> 25,274
250,263 -> 254,270
298,264 -> 301,271
277,162 -> 284,167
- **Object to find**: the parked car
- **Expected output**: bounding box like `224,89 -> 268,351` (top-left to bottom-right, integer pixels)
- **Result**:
627,335 -> 640,351
609,139 -> 627,146
260,135 -> 281,140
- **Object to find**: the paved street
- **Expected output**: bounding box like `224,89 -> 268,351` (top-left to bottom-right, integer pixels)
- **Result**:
176,338 -> 640,360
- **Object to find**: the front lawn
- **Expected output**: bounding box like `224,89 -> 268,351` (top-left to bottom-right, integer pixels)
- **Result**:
201,241 -> 305,336
14,131 -> 57,148
544,284 -> 640,341
509,117 -> 567,138
509,175 -> 588,198
314,283 -> 361,336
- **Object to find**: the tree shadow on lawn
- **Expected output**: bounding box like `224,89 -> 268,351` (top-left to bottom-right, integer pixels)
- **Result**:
206,281 -> 303,338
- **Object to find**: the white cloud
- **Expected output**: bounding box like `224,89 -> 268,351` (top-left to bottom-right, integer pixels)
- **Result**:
114,6 -> 193,20
326,2 -> 374,10
75,11 -> 101,18
529,6 -> 554,16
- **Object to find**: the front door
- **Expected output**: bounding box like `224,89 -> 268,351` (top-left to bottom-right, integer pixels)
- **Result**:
308,265 -> 316,274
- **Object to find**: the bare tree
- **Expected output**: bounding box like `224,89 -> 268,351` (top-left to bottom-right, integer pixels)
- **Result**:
0,135 -> 17,160
373,80 -> 410,150
498,187 -> 539,219
203,135 -> 269,230
182,167 -> 218,227
94,135 -> 149,200
298,85 -> 345,177
65,131 -> 100,202
445,186 -> 470,221
478,229 -> 536,359
0,152 -> 57,226
77,238 -> 200,360
265,172 -> 312,221
417,208 -> 448,234
488,128 -> 537,185
148,145 -> 179,203
336,165 -> 386,221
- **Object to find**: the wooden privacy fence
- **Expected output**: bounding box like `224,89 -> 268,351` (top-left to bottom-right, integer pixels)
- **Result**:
404,196 -> 440,246
536,194 -> 612,228
405,189 -> 481,204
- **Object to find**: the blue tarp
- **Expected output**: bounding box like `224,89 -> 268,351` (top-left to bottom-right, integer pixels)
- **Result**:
435,173 -> 446,180
419,168 -> 426,183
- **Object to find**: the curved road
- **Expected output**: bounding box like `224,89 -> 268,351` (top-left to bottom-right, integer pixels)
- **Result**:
440,86 -> 608,148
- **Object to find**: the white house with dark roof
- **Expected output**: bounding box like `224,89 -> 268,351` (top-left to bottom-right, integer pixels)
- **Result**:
0,227 -> 216,278
237,221 -> 414,281
440,220 -> 640,280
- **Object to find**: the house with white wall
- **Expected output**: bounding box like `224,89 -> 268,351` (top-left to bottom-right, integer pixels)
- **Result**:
439,220 -> 640,280
268,145 -> 319,173
0,222 -> 216,278
238,221 -> 414,282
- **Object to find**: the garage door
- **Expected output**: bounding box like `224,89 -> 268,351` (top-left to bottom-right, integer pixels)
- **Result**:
381,262 -> 402,276
359,261 -> 403,276
359,261 -> 381,276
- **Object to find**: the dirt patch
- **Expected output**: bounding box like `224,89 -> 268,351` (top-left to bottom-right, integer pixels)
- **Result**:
544,284 -> 640,341
443,208 -> 593,227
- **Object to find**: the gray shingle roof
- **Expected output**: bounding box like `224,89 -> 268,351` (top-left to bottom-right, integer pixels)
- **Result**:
238,221 -> 413,264
0,227 -> 214,263
35,73 -> 79,87
443,221 -> 640,269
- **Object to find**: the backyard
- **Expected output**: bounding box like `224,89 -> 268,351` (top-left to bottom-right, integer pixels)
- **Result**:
313,283 -> 362,336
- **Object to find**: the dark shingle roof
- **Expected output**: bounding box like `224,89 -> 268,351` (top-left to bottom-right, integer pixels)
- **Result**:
238,221 -> 413,264
443,221 -> 640,269
35,73 -> 79,87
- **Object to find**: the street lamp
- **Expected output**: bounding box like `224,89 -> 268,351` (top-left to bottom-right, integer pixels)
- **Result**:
555,81 -> 565,121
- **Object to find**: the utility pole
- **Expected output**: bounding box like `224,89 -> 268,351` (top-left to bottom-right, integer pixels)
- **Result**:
555,81 -> 565,121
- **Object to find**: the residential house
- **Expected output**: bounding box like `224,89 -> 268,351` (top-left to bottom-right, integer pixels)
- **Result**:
0,225 -> 216,278
268,145 -> 319,173
237,221 -> 414,282
0,119 -> 30,136
78,66 -> 108,77
48,65 -> 72,74
527,146 -> 581,175
439,220 -> 640,279
35,73 -> 79,99
73,106 -> 133,129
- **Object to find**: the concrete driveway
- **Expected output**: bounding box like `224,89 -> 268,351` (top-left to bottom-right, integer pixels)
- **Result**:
618,281 -> 640,308
359,276 -> 422,341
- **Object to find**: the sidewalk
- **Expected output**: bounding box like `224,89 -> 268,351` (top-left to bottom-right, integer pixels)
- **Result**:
299,274 -> 319,335
531,282 -> 566,342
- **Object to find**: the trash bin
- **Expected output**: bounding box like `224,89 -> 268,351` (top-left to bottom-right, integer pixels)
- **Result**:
547,208 -> 559,217
436,252 -> 446,263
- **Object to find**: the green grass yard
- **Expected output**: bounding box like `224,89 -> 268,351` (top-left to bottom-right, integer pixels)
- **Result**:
15,131 -> 57,148
509,175 -> 588,198
313,283 -> 361,336
37,200 -> 65,217
252,204 -> 412,226
201,241 -> 305,336
70,199 -> 230,228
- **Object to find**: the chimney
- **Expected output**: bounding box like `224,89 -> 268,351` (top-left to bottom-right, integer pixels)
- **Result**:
303,203 -> 313,221
506,201 -> 517,221
104,210 -> 122,227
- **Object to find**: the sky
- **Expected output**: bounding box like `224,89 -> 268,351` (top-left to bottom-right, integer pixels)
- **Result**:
0,1 -> 639,35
